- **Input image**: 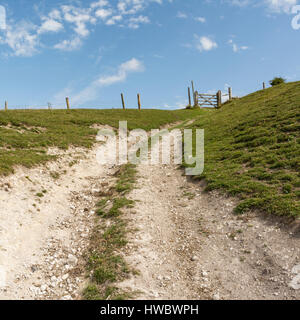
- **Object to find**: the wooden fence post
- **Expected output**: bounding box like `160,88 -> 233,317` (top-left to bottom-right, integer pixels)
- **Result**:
192,83 -> 197,105
121,93 -> 125,110
263,82 -> 266,90
5,101 -> 8,111
228,87 -> 232,101
66,97 -> 70,110
217,91 -> 222,108
188,87 -> 191,106
191,81 -> 195,98
137,94 -> 141,110
194,91 -> 199,107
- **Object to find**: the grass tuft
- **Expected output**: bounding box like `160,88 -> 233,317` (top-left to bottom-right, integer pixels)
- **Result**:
83,163 -> 137,300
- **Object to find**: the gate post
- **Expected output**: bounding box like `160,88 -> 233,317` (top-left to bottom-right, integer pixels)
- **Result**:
194,91 -> 199,107
188,87 -> 191,106
228,87 -> 232,101
217,91 -> 222,108
191,81 -> 195,97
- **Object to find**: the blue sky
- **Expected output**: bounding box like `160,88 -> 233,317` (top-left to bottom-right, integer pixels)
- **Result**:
0,0 -> 300,109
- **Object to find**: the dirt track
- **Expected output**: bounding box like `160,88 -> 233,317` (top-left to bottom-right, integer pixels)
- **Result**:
119,160 -> 300,300
0,128 -> 300,300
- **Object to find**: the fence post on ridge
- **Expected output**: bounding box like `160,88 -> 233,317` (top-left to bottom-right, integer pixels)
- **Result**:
121,93 -> 125,110
66,97 -> 70,110
137,94 -> 141,110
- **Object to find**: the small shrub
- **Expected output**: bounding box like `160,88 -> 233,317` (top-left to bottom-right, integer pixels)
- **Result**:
269,77 -> 286,87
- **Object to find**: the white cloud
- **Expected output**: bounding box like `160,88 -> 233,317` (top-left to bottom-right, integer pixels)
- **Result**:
97,58 -> 144,86
55,58 -> 145,105
226,0 -> 250,7
49,9 -> 62,21
228,39 -> 249,52
95,8 -> 113,19
128,15 -> 150,28
228,0 -> 298,13
61,5 -> 96,37
38,19 -> 63,34
54,37 -> 82,51
117,0 -> 145,15
177,11 -> 188,19
105,15 -> 123,25
265,0 -> 297,13
195,35 -> 218,52
194,16 -> 206,23
1,22 -> 38,57
91,0 -> 109,9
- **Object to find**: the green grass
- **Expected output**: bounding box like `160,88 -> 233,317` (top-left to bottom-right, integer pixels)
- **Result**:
83,163 -> 137,300
115,164 -> 138,193
184,81 -> 300,218
0,108 -> 201,175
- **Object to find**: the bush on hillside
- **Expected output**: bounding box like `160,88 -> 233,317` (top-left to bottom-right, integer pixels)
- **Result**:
269,77 -> 286,87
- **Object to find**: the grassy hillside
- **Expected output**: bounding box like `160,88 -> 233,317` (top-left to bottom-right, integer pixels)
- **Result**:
1,83 -> 299,218
185,81 -> 300,218
0,108 -> 202,175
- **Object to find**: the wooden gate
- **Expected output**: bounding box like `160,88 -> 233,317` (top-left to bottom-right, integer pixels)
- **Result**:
194,91 -> 221,108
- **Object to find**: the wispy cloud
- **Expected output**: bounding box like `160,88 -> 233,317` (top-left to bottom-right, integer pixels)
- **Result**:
176,11 -> 188,19
228,39 -> 249,52
54,36 -> 82,51
194,16 -> 206,23
54,58 -> 145,106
